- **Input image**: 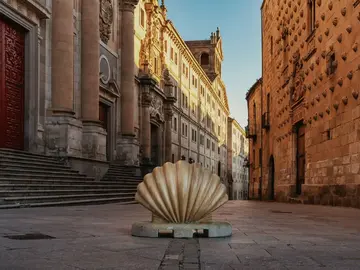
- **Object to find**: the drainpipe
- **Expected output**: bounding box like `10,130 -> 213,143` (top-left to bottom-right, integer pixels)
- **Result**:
259,7 -> 264,201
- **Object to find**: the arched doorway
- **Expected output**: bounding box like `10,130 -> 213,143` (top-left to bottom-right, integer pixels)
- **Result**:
268,155 -> 275,200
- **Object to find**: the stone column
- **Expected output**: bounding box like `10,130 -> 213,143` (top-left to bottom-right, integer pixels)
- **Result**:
46,0 -> 83,157
141,92 -> 152,163
81,0 -> 106,161
51,0 -> 74,113
117,0 -> 140,166
164,109 -> 173,163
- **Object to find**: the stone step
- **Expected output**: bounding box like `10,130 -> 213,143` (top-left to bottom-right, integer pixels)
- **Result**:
0,163 -> 78,173
1,193 -> 135,204
0,155 -> 65,166
0,189 -> 136,197
104,170 -> 140,175
0,183 -> 138,191
0,198 -> 137,209
0,173 -> 92,180
0,168 -> 88,177
0,178 -> 140,186
0,148 -> 59,158
0,149 -> 59,161
102,175 -> 142,180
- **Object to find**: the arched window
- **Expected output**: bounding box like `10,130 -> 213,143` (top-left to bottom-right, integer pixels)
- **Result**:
200,53 -> 209,66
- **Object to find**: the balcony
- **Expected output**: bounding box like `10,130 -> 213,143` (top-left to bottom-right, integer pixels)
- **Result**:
262,112 -> 270,130
245,125 -> 257,140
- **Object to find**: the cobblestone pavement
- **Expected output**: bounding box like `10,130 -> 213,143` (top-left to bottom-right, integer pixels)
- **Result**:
1,201 -> 360,269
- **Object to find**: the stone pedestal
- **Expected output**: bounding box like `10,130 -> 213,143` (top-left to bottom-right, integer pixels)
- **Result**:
82,121 -> 107,161
45,115 -> 83,157
116,135 -> 140,166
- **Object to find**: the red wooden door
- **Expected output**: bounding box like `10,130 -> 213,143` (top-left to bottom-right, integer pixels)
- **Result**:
0,17 -> 25,150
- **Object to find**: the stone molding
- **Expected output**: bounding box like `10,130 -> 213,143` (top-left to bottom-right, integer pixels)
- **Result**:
120,0 -> 139,12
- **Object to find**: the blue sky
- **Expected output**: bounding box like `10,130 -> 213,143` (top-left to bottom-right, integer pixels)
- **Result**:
165,0 -> 263,128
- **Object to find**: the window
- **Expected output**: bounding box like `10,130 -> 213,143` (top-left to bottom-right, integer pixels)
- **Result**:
140,9 -> 145,28
195,78 -> 198,88
308,0 -> 316,34
185,96 -> 188,108
172,154 -> 175,163
218,125 -> 220,135
192,75 -> 195,85
206,139 -> 210,149
164,40 -> 167,53
200,53 -> 209,65
218,109 -> 220,117
173,117 -> 177,132
200,134 -> 204,145
182,123 -> 188,137
186,67 -> 189,78
175,52 -> 178,65
259,148 -> 262,166
218,147 -> 220,154
191,129 -> 197,142
182,63 -> 185,73
170,47 -> 174,60
212,142 -> 215,151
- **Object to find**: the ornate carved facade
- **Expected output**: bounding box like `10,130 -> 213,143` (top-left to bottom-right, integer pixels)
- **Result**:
247,0 -> 360,208
0,0 -> 239,193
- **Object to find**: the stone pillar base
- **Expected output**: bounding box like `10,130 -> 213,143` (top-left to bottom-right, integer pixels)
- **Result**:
45,114 -> 83,157
116,135 -> 140,166
82,121 -> 107,161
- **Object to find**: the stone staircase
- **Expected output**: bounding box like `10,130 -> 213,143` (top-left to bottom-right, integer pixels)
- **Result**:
0,148 -> 142,209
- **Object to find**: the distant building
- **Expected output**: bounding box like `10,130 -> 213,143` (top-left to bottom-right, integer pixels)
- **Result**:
227,118 -> 249,200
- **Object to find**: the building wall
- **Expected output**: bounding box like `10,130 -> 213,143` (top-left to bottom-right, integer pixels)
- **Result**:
227,118 -> 249,200
134,0 -> 231,182
245,80 -> 263,200
250,0 -> 360,207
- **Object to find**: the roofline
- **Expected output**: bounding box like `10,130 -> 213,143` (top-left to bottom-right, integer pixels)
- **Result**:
245,77 -> 263,100
260,0 -> 266,10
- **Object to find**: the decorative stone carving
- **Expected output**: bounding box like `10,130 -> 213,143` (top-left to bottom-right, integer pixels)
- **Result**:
99,0 -> 114,44
328,2 -> 333,10
346,25 -> 352,33
347,71 -> 353,80
325,28 -> 330,36
149,93 -> 164,121
352,89 -> 359,100
342,96 -> 348,105
121,0 -> 140,12
341,7 -> 347,16
290,50 -> 305,104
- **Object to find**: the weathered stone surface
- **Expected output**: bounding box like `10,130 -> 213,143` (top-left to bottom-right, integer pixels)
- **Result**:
247,0 -> 360,208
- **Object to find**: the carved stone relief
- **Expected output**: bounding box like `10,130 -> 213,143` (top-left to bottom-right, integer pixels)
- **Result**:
290,50 -> 305,104
99,0 -> 114,44
149,93 -> 164,121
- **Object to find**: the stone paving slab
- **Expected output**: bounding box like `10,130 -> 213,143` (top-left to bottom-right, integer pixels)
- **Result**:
0,201 -> 360,269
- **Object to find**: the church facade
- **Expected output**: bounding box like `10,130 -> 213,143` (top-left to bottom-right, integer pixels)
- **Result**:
0,0 -> 232,184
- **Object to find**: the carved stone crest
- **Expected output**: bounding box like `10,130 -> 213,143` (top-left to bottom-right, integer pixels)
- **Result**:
149,93 -> 164,121
290,50 -> 305,103
99,0 -> 114,44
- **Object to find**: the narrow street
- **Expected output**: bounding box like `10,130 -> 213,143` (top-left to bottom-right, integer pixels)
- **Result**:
1,201 -> 360,269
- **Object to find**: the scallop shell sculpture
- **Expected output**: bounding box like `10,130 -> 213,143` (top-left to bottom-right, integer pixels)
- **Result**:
135,161 -> 228,224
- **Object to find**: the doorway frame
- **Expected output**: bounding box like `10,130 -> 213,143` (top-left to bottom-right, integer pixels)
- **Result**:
294,121 -> 306,195
0,4 -> 40,152
268,155 -> 275,200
